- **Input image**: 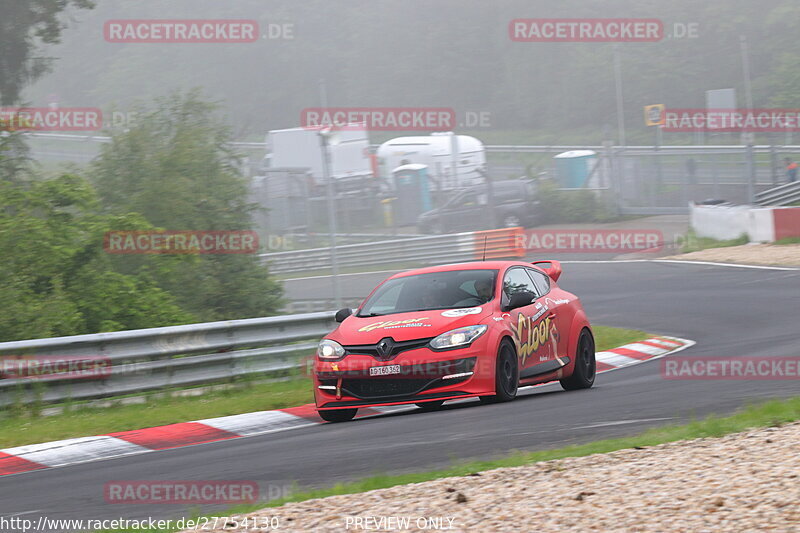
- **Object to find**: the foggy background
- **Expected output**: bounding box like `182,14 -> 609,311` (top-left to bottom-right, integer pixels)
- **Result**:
22,0 -> 800,144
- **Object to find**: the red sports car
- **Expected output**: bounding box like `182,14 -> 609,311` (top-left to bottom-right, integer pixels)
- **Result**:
313,260 -> 595,422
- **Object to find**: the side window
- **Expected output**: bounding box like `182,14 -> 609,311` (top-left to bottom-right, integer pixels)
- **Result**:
460,192 -> 477,207
443,190 -> 466,208
526,268 -> 551,297
503,268 -> 537,298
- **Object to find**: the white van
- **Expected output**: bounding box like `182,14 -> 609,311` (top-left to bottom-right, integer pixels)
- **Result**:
376,132 -> 486,191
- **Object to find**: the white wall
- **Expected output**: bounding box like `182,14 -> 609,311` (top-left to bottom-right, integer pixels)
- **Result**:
690,203 -> 751,241
747,208 -> 776,243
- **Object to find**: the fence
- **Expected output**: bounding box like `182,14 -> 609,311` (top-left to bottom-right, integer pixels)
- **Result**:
261,227 -> 525,274
484,144 -> 800,214
0,312 -> 336,407
23,133 -> 800,214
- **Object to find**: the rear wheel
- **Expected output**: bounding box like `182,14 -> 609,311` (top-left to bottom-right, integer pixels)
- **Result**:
480,340 -> 519,403
416,400 -> 445,411
560,329 -> 596,391
319,408 -> 357,423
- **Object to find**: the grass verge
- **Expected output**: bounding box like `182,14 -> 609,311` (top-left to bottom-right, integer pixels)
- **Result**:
679,228 -> 749,253
94,394 -> 800,532
774,236 -> 800,245
0,379 -> 313,449
0,326 -> 648,449
592,325 -> 649,352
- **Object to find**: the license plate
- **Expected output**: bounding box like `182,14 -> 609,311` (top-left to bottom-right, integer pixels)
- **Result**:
369,365 -> 401,376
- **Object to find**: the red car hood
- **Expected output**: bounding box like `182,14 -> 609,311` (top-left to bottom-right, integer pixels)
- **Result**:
329,306 -> 494,344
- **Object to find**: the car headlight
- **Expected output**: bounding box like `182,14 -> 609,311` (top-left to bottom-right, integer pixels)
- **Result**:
429,325 -> 487,350
317,339 -> 346,360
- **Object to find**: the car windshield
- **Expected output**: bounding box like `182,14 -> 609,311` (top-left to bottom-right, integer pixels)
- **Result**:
358,269 -> 497,317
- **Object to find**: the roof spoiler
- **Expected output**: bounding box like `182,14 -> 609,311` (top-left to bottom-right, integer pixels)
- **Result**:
531,260 -> 562,282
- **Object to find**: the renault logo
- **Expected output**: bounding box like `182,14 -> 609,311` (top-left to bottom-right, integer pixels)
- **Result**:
376,338 -> 394,358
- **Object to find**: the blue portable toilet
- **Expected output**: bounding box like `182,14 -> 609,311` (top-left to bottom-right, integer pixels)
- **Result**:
392,164 -> 432,226
553,150 -> 597,188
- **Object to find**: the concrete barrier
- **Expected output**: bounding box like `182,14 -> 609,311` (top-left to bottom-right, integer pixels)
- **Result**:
691,203 -> 800,242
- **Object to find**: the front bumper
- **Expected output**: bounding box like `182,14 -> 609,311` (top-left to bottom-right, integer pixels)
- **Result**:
313,343 -> 494,410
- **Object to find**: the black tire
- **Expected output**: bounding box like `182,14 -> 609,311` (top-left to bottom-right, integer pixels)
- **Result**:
480,340 -> 519,403
416,400 -> 445,411
560,329 -> 596,391
319,408 -> 358,423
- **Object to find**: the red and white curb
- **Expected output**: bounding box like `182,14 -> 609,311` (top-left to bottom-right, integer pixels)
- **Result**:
0,336 -> 692,477
594,335 -> 695,373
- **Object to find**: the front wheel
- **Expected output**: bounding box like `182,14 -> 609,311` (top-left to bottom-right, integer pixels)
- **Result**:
560,329 -> 596,391
481,341 -> 519,403
318,408 -> 357,423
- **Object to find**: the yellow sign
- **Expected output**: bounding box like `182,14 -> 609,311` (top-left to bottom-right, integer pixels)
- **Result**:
644,104 -> 665,126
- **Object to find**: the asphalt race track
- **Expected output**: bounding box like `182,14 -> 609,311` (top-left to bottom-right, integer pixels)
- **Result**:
2,261 -> 799,526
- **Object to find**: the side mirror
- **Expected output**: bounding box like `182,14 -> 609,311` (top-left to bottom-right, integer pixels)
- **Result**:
334,308 -> 353,323
502,291 -> 535,312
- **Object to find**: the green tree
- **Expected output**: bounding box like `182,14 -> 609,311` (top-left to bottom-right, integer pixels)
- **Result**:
0,131 -> 32,183
0,174 -> 194,341
0,0 -> 94,105
91,91 -> 283,321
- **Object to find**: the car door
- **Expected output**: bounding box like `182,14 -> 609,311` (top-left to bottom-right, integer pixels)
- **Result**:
523,181 -> 543,226
445,190 -> 486,232
501,267 -> 556,378
526,267 -> 570,364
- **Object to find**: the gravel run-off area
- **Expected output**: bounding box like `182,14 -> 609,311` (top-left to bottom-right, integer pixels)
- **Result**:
184,422 -> 800,533
664,243 -> 800,266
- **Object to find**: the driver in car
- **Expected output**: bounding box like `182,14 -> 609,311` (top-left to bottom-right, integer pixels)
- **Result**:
475,277 -> 493,303
454,277 -> 494,307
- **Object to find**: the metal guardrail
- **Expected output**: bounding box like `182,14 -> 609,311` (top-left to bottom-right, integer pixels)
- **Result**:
755,181 -> 800,206
24,133 -> 800,155
22,132 -> 266,149
283,298 -> 365,315
485,144 -> 800,155
0,312 -> 336,406
0,226 -> 520,406
261,227 -> 525,275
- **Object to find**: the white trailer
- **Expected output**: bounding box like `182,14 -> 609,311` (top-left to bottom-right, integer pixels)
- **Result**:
376,132 -> 486,190
262,125 -> 373,183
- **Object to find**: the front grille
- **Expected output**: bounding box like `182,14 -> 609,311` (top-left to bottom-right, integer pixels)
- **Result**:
342,337 -> 433,361
342,378 -> 432,398
319,391 -> 472,408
